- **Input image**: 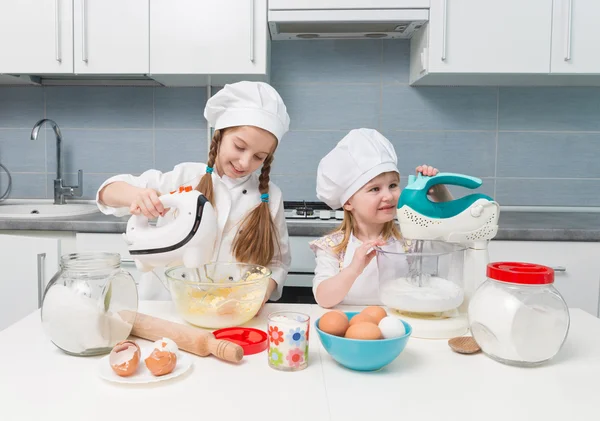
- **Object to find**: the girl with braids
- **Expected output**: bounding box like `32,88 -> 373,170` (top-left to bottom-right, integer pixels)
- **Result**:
96,81 -> 292,305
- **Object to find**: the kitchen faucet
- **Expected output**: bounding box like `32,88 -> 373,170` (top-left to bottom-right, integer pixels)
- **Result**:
30,119 -> 83,205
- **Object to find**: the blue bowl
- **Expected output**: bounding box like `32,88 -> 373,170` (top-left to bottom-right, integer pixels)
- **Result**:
315,311 -> 412,371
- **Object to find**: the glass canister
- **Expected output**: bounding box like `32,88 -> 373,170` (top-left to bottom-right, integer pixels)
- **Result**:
468,262 -> 570,367
41,252 -> 138,356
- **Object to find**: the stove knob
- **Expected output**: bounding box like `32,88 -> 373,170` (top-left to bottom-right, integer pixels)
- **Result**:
335,210 -> 344,220
319,210 -> 331,220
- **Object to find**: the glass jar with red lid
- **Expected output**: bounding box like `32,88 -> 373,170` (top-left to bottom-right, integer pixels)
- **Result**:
468,262 -> 570,367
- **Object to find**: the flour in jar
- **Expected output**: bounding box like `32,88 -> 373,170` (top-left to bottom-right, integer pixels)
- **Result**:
380,276 -> 464,313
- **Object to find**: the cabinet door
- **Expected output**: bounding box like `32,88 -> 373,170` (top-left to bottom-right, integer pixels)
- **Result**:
0,235 -> 59,331
73,0 -> 149,74
488,241 -> 600,317
551,0 -> 600,74
0,0 -> 73,74
427,0 -> 553,73
150,0 -> 267,75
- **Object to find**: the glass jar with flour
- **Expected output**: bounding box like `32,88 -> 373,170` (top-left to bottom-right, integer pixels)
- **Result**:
468,262 -> 570,367
41,252 -> 138,356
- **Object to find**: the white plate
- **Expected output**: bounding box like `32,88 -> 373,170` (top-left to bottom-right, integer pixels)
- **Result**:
98,345 -> 193,384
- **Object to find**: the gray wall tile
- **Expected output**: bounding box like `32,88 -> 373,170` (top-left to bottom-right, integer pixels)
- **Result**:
1,173 -> 46,199
496,179 -> 600,206
382,86 -> 498,131
276,84 -> 380,130
382,40 -> 410,85
0,129 -> 46,172
155,130 -> 207,172
386,131 -> 496,178
271,40 -> 382,84
499,88 -> 600,131
46,129 -> 154,174
273,131 -> 343,175
0,87 -> 44,128
155,88 -> 207,129
271,174 -> 317,202
498,132 -> 600,178
46,87 -> 154,129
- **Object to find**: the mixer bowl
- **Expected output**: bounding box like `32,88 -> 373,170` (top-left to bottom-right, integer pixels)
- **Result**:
377,240 -> 466,314
165,262 -> 271,329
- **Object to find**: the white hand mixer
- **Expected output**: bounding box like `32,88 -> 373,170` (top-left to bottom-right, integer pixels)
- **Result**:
123,190 -> 218,282
383,172 -> 500,338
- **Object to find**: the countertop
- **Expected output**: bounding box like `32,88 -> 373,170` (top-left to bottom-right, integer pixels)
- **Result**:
0,302 -> 598,421
1,206 -> 600,241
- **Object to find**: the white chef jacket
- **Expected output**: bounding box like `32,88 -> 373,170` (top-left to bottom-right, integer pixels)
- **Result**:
96,162 -> 291,301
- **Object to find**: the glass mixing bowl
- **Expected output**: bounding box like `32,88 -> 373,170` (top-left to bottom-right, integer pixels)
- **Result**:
165,262 -> 271,329
377,240 -> 466,315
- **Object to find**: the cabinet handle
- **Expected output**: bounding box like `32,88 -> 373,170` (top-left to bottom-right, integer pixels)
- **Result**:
37,253 -> 46,308
54,0 -> 61,62
82,0 -> 88,63
565,0 -> 573,61
441,0 -> 448,61
552,266 -> 567,272
120,258 -> 135,264
249,0 -> 255,63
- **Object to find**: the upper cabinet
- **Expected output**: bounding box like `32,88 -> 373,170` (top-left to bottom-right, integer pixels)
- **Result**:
551,0 -> 600,74
150,0 -> 269,85
411,0 -> 553,84
0,0 -> 74,74
73,0 -> 149,74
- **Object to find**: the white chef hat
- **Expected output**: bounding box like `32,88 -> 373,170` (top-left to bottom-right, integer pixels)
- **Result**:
204,81 -> 290,142
316,128 -> 399,209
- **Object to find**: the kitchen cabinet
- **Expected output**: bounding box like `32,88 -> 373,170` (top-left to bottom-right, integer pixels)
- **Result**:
0,234 -> 60,331
73,0 -> 149,74
150,0 -> 269,85
410,0 -> 554,85
488,241 -> 600,317
550,0 -> 600,74
0,0 -> 74,74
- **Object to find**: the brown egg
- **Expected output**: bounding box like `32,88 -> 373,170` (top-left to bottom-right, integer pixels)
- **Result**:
145,349 -> 177,376
109,340 -> 141,377
349,312 -> 377,326
318,311 -> 349,337
345,322 -> 382,340
361,306 -> 387,324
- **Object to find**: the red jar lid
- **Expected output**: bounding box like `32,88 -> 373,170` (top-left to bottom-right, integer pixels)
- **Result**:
212,327 -> 268,355
487,262 -> 554,285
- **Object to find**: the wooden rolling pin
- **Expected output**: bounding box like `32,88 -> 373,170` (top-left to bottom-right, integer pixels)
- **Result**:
123,311 -> 244,364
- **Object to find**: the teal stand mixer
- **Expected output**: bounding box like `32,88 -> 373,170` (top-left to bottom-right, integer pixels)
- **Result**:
378,173 -> 500,339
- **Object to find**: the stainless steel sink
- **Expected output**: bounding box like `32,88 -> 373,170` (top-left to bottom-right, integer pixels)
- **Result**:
0,200 -> 99,219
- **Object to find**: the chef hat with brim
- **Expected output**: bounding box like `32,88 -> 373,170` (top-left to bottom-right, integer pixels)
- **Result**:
204,81 -> 290,143
316,128 -> 399,210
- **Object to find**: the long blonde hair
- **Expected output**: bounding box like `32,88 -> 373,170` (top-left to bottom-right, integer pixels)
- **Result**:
195,128 -> 280,266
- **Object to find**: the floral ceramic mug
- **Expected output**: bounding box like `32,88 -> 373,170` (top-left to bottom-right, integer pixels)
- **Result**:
267,311 -> 310,371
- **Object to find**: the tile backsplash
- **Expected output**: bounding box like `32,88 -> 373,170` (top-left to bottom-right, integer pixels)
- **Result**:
1,40 -> 599,207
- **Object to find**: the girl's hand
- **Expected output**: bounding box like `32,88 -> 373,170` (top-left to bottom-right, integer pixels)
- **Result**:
348,239 -> 386,275
416,164 -> 454,201
416,164 -> 439,177
129,188 -> 165,218
258,278 -> 278,315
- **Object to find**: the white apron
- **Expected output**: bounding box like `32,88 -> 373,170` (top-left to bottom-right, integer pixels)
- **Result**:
339,235 -> 383,306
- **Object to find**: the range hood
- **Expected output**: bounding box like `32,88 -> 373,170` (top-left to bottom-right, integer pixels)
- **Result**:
268,0 -> 429,40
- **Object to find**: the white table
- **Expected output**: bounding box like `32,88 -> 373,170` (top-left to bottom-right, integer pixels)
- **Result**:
1,302 -> 599,421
